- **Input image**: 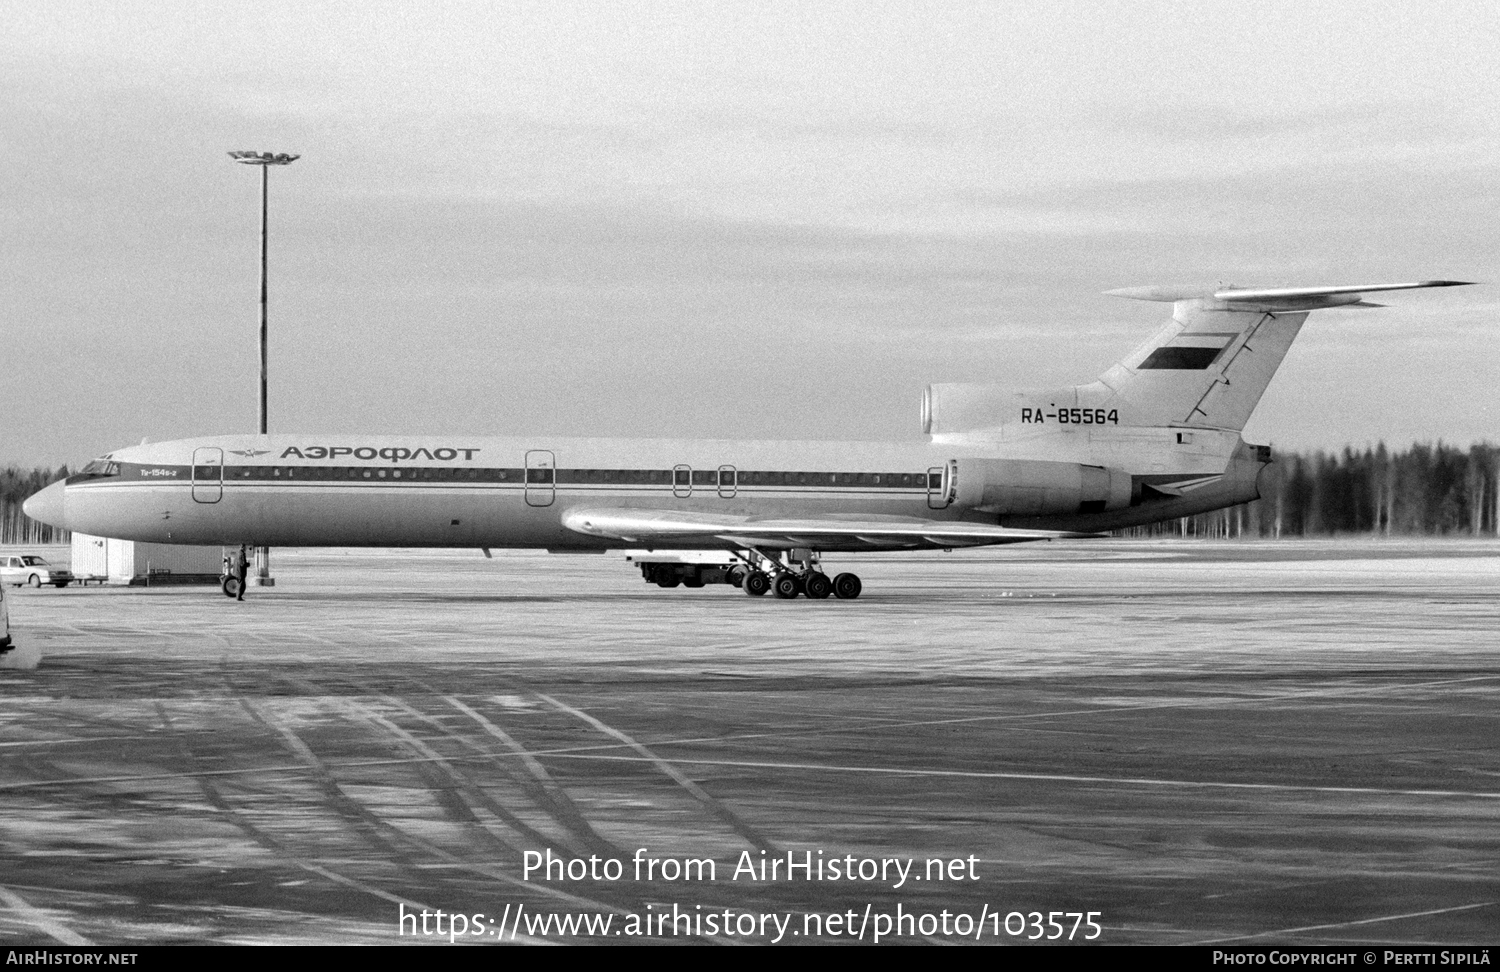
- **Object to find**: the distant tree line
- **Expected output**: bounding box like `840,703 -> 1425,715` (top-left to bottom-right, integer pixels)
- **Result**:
1115,442 -> 1500,539
1,466 -> 70,544
2,443 -> 1498,544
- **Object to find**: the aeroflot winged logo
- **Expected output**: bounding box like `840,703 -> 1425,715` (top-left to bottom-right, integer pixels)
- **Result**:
229,448 -> 271,458
278,445 -> 482,462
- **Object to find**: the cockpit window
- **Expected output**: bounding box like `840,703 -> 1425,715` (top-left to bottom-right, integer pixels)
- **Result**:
79,459 -> 122,477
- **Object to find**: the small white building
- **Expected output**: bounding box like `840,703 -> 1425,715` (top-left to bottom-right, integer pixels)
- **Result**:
70,534 -> 224,586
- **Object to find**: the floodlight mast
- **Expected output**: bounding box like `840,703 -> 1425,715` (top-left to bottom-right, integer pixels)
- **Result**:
228,151 -> 299,588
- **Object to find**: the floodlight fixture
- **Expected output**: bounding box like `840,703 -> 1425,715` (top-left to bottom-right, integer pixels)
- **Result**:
229,151 -> 300,165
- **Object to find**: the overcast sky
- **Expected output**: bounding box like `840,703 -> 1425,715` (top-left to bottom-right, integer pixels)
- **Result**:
3,0 -> 1496,466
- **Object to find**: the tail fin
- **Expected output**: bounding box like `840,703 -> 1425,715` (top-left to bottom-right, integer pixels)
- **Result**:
925,280 -> 1470,437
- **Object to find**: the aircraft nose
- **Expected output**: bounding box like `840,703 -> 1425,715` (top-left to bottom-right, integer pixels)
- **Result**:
22,481 -> 67,530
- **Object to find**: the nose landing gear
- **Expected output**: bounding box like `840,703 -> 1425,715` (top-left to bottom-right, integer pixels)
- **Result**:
220,544 -> 250,599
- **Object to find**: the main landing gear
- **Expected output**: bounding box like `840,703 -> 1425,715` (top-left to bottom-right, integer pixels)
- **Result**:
737,568 -> 860,600
736,548 -> 860,601
735,570 -> 858,600
635,548 -> 862,600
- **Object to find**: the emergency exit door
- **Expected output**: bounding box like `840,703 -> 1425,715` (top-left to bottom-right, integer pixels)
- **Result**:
525,450 -> 555,507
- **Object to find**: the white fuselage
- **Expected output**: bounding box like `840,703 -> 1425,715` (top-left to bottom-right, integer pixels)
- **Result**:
33,428 -> 1264,550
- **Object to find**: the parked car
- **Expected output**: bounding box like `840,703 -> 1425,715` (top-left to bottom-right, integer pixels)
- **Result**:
1,555 -> 74,588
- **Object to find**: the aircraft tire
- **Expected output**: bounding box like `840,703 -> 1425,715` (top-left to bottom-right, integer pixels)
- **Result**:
832,572 -> 862,599
773,574 -> 800,599
803,572 -> 832,599
221,576 -> 242,599
742,571 -> 770,597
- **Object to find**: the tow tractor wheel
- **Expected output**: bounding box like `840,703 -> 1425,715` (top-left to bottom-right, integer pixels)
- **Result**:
832,572 -> 862,599
742,571 -> 770,597
803,571 -> 832,599
772,574 -> 801,599
656,575 -> 681,588
726,566 -> 748,589
221,576 -> 242,599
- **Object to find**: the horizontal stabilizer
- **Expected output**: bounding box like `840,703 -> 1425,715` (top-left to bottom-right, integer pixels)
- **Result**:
1107,280 -> 1472,310
563,508 -> 1099,551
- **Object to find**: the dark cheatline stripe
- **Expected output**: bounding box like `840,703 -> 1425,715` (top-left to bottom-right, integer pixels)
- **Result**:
1138,346 -> 1222,370
95,464 -> 937,490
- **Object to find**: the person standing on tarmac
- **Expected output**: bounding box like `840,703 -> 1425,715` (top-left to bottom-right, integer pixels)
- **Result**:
236,546 -> 249,601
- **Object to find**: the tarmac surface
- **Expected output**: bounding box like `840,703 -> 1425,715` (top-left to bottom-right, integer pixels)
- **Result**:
0,539 -> 1497,945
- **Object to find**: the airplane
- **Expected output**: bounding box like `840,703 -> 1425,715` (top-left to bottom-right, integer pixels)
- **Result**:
23,279 -> 1470,600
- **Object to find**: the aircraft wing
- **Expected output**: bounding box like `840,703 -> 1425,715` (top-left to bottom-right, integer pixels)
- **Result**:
561,508 -> 1099,551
